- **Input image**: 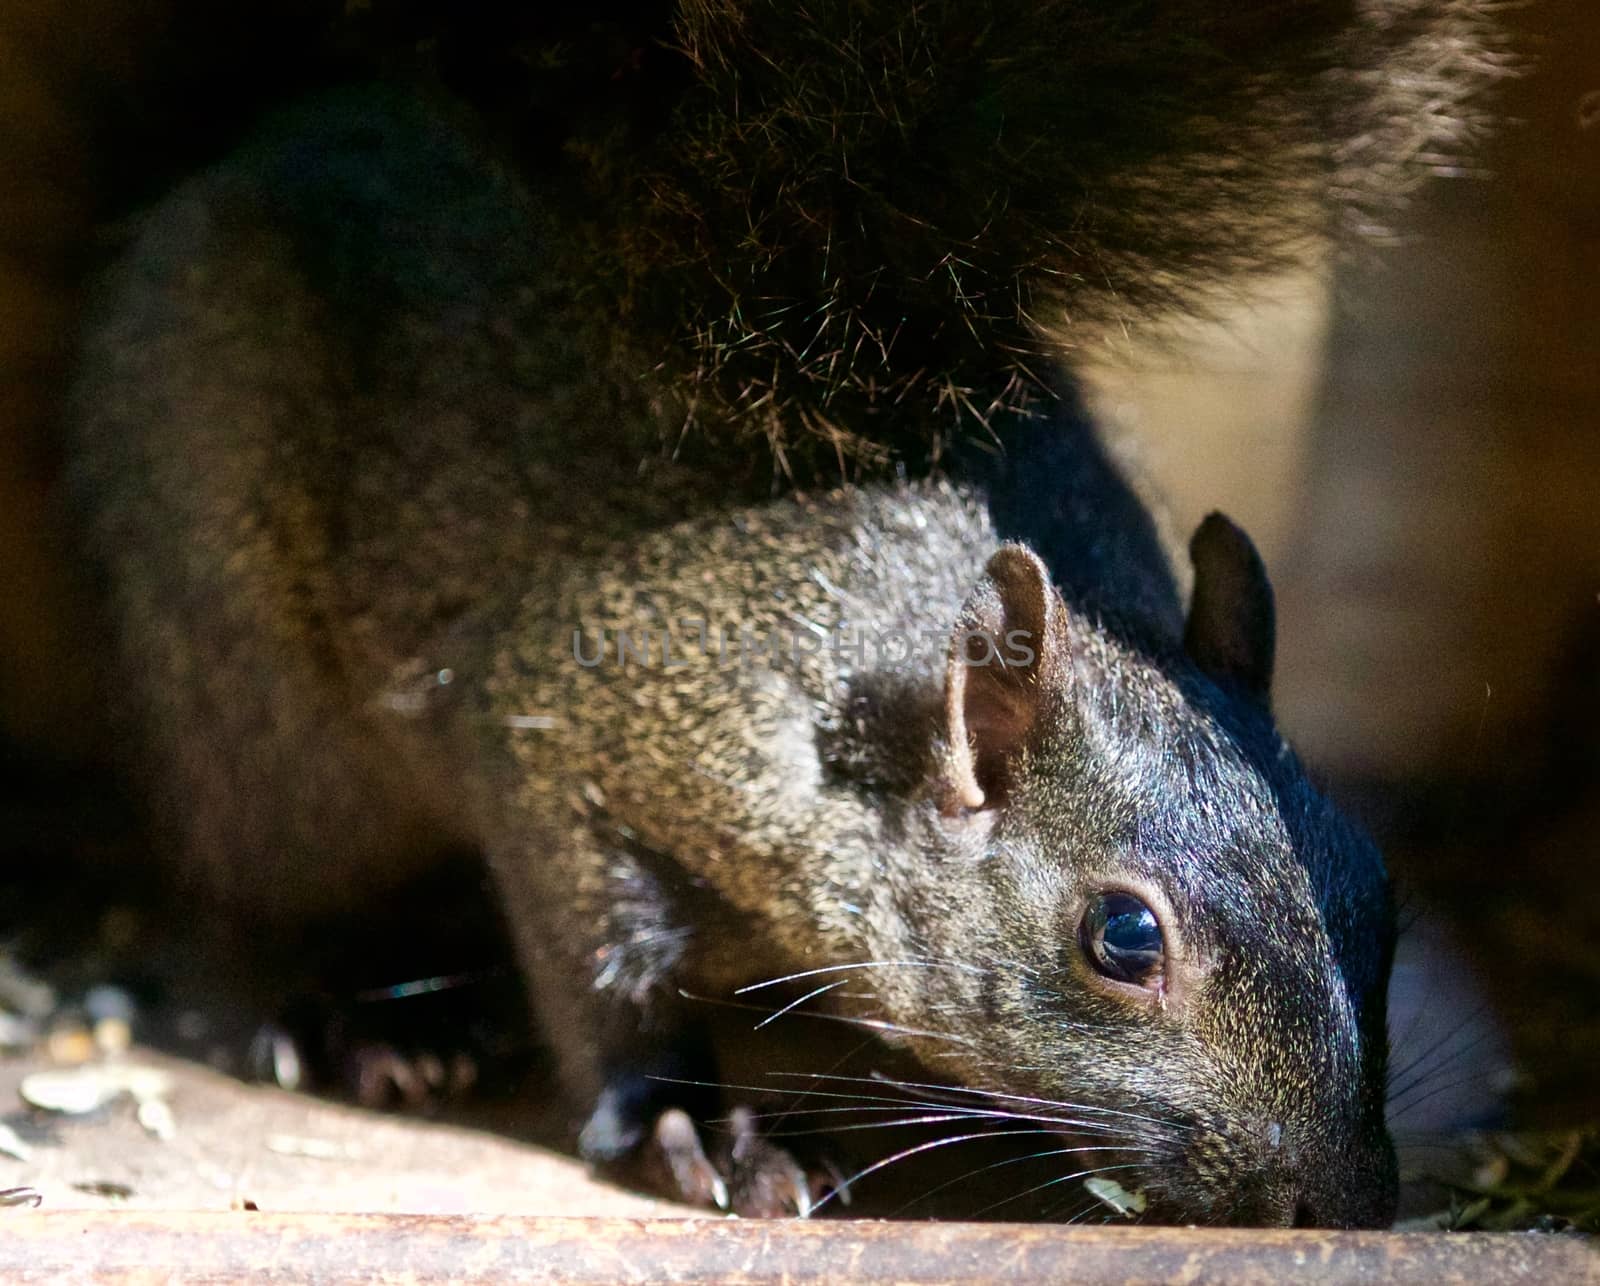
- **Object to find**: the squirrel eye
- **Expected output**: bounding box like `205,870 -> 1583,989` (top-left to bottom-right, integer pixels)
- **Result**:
1079,892 -> 1164,988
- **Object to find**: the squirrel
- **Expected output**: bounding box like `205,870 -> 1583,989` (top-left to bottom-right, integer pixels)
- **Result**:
56,1 -> 1500,1228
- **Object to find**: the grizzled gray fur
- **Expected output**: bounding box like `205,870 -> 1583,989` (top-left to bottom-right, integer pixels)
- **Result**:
487,480 -> 1394,1225
59,21 -> 1459,1222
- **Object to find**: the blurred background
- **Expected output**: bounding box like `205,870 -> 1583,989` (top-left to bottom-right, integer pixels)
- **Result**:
1079,0 -> 1600,1144
0,0 -> 1595,1211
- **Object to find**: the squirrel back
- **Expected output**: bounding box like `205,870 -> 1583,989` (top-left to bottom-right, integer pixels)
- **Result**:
67,85 -> 700,917
65,82 -> 1186,917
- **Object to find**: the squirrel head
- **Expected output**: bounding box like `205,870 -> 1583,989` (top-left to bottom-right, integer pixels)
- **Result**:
879,518 -> 1395,1226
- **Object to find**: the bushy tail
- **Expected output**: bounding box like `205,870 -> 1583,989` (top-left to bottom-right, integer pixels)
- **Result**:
516,1 -> 1508,474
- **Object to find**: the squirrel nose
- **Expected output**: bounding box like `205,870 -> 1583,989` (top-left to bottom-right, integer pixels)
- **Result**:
1283,1134 -> 1399,1229
1261,1117 -> 1397,1228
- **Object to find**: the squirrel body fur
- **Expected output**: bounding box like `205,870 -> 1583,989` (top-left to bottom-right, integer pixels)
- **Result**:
57,0 -> 1500,1223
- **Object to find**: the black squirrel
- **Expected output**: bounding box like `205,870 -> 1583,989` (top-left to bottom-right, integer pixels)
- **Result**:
58,1 -> 1499,1226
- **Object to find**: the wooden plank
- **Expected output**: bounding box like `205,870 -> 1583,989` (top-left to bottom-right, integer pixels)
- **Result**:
0,1212 -> 1593,1285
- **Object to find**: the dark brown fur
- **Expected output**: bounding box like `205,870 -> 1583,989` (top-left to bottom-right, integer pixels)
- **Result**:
51,0 -> 1500,1226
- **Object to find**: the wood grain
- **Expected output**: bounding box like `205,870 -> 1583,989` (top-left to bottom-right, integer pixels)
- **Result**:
0,1213 -> 1593,1285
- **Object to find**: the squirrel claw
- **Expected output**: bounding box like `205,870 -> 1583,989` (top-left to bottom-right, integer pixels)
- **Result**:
637,1104 -> 836,1217
651,1107 -> 730,1211
342,1042 -> 474,1113
722,1103 -> 814,1218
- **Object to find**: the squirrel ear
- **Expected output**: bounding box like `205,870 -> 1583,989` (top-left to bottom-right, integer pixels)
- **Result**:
1183,512 -> 1276,703
938,544 -> 1069,816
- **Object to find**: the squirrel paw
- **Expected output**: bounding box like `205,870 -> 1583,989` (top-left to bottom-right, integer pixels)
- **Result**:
577,1075 -> 848,1216
341,1041 -> 477,1112
648,1107 -> 732,1210
608,1104 -> 841,1217
648,1104 -> 848,1217
719,1104 -> 843,1217
247,1023 -> 477,1112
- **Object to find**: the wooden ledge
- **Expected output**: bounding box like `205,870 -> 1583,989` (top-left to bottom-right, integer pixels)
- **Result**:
0,1212 -> 1593,1284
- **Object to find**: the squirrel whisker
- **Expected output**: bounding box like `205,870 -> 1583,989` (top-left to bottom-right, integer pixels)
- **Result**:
775,1071 -> 1179,1131
734,958 -> 987,993
1058,1194 -> 1123,1225
1388,1064 -> 1505,1122
751,979 -> 850,1030
754,1112 -> 1143,1144
672,1080 -> 1143,1139
809,1127 -> 1090,1216
1387,1004 -> 1499,1093
895,1147 -> 1150,1219
674,988 -> 976,1047
965,1161 -> 1152,1221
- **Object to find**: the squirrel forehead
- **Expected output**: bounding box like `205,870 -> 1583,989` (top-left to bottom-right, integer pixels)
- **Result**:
1044,638 -> 1287,832
1009,642 -> 1334,901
